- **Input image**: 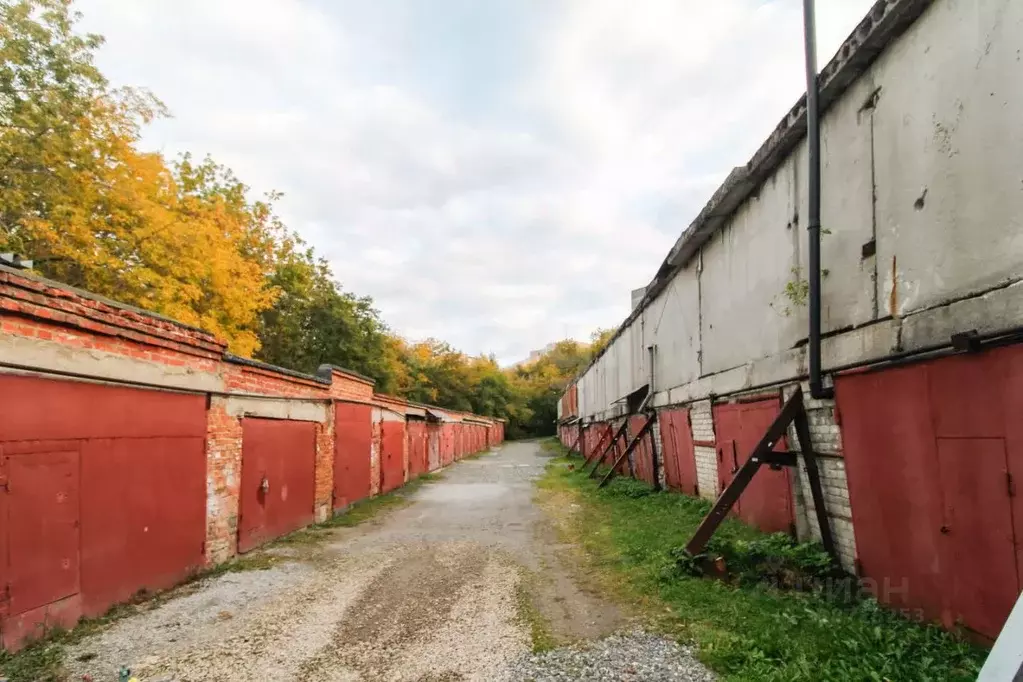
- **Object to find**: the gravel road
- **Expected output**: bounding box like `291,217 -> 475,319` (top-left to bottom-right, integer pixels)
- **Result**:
64,441 -> 714,681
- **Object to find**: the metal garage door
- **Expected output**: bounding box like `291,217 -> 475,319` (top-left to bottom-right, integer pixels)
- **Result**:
659,408 -> 700,496
713,398 -> 794,534
334,403 -> 372,510
837,345 -> 1023,640
238,418 -> 316,553
0,374 -> 207,648
380,420 -> 405,494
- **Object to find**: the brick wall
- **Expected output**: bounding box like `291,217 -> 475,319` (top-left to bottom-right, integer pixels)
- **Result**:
314,414 -> 334,523
690,400 -> 719,500
205,398 -> 244,563
651,418 -> 666,489
783,382 -> 858,572
370,409 -> 382,496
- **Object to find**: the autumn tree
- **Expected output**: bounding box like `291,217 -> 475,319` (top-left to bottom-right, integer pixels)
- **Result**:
1,1 -> 281,354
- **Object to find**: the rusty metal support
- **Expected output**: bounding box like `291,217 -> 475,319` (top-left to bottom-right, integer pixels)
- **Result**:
581,423 -> 612,472
682,387 -> 838,565
587,419 -> 628,478
599,412 -> 656,488
791,396 -> 837,559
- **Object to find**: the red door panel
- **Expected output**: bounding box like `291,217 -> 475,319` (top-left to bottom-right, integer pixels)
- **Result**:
713,400 -> 793,533
0,374 -> 206,442
628,416 -> 654,485
737,400 -> 793,535
936,438 -> 1018,639
836,365 -> 947,620
661,409 -> 699,496
380,421 -> 405,493
238,419 -> 316,553
79,436 -> 205,615
427,425 -> 441,471
334,403 -> 372,509
712,406 -> 741,508
928,353 -> 1006,438
6,450 -> 80,616
407,421 -> 428,478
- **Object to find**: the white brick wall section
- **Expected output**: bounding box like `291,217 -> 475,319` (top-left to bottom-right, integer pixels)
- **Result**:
689,400 -> 716,442
784,382 -> 858,574
688,400 -> 718,500
694,446 -> 718,500
651,418 -> 666,489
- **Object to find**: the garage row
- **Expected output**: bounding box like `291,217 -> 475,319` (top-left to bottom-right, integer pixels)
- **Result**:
559,344 -> 1023,642
0,265 -> 504,651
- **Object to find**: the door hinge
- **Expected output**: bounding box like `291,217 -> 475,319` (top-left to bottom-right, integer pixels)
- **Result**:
0,475 -> 8,493
1008,472 -> 1016,498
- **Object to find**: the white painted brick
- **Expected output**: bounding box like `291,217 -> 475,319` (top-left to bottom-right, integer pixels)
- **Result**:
785,382 -> 858,574
694,445 -> 718,500
651,419 -> 666,489
690,400 -> 716,442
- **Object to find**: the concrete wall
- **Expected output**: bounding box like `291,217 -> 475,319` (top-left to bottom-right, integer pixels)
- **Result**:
575,0 -> 1023,421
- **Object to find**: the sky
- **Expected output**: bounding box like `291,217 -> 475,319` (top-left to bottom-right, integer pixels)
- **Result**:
76,0 -> 876,365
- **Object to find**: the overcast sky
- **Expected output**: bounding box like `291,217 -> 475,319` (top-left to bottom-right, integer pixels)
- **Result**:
77,0 -> 875,365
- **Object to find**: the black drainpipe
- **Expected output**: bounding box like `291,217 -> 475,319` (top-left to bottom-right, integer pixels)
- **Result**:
802,0 -> 832,400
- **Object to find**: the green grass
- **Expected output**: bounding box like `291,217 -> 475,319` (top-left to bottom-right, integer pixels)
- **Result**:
0,472 -> 444,682
537,440 -> 985,681
514,571 -> 559,653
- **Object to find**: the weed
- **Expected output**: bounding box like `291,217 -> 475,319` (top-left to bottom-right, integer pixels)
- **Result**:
537,458 -> 985,681
514,572 -> 558,653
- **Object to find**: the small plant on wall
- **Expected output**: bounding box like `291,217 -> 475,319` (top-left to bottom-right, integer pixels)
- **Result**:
772,264 -> 830,317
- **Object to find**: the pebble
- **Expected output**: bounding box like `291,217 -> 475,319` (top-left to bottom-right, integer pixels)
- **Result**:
501,631 -> 716,682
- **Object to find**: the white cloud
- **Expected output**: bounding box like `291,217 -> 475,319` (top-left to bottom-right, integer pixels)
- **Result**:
76,0 -> 875,364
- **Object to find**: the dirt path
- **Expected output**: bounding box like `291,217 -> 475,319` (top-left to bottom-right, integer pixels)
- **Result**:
65,441 -> 628,682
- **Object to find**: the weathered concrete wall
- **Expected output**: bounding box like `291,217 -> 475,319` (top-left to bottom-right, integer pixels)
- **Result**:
573,0 -> 1023,420
562,0 -> 1022,611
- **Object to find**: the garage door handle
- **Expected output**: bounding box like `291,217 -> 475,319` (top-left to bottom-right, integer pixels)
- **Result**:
260,477 -> 270,494
940,525 -> 951,535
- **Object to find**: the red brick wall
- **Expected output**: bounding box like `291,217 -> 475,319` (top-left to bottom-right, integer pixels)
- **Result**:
205,399 -> 244,563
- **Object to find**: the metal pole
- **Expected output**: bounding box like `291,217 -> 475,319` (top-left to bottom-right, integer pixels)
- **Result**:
803,0 -> 831,399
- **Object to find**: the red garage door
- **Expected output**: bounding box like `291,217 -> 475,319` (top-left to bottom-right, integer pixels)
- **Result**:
380,420 -> 405,493
441,423 -> 455,466
837,345 -> 1023,640
713,398 -> 793,535
334,403 -> 372,510
407,421 -> 428,478
238,418 -> 316,553
628,415 -> 656,486
0,375 -> 206,649
659,409 -> 699,496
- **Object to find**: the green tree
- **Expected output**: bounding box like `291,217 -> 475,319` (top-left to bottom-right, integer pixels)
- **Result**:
255,241 -> 399,390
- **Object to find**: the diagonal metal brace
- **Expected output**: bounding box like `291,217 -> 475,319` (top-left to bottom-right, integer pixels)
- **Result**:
581,424 -> 613,472
587,419 -> 629,478
599,412 -> 656,488
682,387 -> 837,564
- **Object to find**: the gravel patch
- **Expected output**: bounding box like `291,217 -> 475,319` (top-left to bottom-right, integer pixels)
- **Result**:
501,631 -> 717,682
65,562 -> 313,679
57,443 -> 643,681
